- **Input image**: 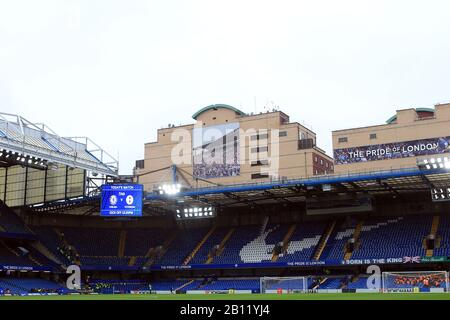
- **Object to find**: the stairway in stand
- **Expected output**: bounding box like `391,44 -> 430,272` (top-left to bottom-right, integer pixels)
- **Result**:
312,220 -> 337,260
343,220 -> 364,260
206,228 -> 235,264
118,230 -> 127,258
183,226 -> 216,265
425,215 -> 441,257
271,224 -> 296,262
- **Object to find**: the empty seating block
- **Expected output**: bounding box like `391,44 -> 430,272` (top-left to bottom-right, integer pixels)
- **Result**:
190,227 -> 229,265
214,225 -> 261,264
278,222 -> 326,262
124,228 -> 166,257
351,215 -> 430,259
0,205 -> 31,235
61,227 -> 120,256
434,214 -> 450,256
158,228 -> 208,265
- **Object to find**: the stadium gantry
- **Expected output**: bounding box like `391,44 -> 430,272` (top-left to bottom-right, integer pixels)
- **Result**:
0,112 -> 119,209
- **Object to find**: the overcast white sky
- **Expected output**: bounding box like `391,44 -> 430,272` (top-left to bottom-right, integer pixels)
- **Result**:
1,0 -> 450,174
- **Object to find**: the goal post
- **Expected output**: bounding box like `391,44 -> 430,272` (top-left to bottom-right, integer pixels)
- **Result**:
382,271 -> 449,293
260,276 -> 308,294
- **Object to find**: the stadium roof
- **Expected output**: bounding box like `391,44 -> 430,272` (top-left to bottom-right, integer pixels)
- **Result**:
31,166 -> 450,216
142,167 -> 450,214
192,104 -> 246,120
0,112 -> 118,176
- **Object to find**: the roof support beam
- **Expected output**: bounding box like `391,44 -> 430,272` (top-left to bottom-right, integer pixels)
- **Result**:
420,174 -> 435,189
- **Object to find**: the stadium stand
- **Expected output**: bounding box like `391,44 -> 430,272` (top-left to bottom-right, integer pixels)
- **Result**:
157,227 -> 208,265
0,201 -> 31,235
60,227 -> 120,256
384,273 -> 447,291
1,196 -> 449,297
277,221 -> 327,262
347,276 -> 369,290
213,225 -> 262,264
0,241 -> 38,266
200,279 -> 260,291
189,227 -> 230,264
434,214 -> 450,256
149,280 -> 190,291
124,228 -> 166,257
351,215 -> 431,259
321,219 -> 356,260
87,279 -> 151,294
0,278 -> 68,294
10,214 -> 439,271
30,226 -> 74,265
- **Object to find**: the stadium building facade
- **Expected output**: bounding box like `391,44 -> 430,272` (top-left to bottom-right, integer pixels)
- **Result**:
333,102 -> 450,173
135,104 -> 333,192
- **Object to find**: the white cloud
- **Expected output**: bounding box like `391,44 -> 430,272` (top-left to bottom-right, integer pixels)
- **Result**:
1,0 -> 450,174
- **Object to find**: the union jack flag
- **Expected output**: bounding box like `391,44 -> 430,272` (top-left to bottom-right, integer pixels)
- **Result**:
402,256 -> 421,263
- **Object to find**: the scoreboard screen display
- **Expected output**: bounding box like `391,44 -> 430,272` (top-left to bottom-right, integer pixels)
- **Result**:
100,184 -> 143,217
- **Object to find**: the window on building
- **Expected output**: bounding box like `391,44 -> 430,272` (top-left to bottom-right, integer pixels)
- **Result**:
251,160 -> 269,166
279,131 -> 287,137
251,133 -> 269,141
314,156 -> 318,163
298,138 -> 314,150
251,146 -> 268,153
251,173 -> 269,179
338,137 -> 348,143
320,159 -> 323,165
135,160 -> 144,169
370,133 -> 377,140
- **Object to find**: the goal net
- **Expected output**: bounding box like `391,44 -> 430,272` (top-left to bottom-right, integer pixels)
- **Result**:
382,271 -> 449,293
260,276 -> 308,294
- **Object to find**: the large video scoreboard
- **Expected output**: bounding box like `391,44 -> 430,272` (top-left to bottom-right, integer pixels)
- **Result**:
100,184 -> 143,217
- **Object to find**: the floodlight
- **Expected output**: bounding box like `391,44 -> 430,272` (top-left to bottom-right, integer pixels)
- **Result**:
176,205 -> 216,220
159,183 -> 182,195
431,187 -> 450,202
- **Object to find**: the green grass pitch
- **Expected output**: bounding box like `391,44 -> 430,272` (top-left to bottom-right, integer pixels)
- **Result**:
1,293 -> 450,300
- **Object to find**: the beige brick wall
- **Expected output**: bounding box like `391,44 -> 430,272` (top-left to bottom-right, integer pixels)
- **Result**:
135,106 -> 332,191
332,103 -> 450,173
